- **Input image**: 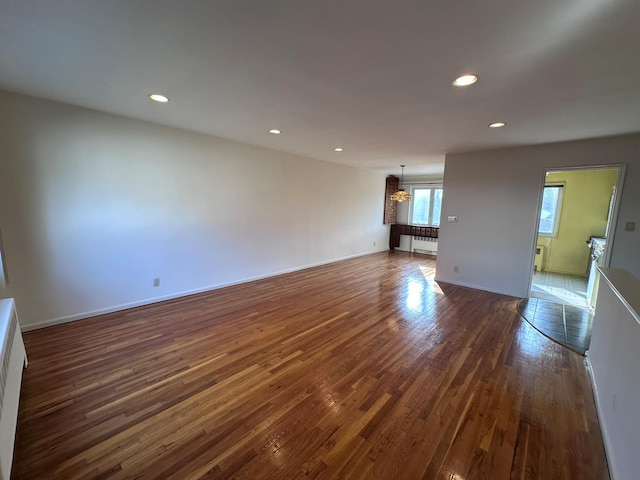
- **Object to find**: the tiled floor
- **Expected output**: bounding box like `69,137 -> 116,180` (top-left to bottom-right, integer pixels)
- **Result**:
530,270 -> 590,308
517,297 -> 594,355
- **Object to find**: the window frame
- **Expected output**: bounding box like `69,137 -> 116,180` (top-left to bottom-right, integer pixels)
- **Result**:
538,184 -> 564,237
409,185 -> 443,227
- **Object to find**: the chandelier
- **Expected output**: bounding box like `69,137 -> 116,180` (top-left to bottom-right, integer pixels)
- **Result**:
390,164 -> 412,202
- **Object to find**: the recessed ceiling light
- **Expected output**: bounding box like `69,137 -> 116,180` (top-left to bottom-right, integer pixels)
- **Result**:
334,147 -> 343,152
488,122 -> 506,128
148,93 -> 169,103
452,74 -> 478,87
269,129 -> 282,135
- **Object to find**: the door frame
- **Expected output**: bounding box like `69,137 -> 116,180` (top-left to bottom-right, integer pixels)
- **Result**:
527,163 -> 626,297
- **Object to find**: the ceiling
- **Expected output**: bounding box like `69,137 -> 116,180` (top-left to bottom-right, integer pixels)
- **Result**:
1,1 -> 639,176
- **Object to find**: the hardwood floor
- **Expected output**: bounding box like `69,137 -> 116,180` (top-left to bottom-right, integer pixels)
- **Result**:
518,298 -> 594,355
13,251 -> 609,479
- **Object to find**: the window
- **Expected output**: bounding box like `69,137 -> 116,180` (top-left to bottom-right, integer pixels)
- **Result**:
539,185 -> 563,235
410,187 -> 443,226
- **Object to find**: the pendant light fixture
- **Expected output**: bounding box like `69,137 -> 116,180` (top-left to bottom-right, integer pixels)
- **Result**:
390,164 -> 412,202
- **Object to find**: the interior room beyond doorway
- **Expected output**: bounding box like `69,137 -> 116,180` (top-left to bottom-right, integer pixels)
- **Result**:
524,166 -> 620,354
531,167 -> 618,309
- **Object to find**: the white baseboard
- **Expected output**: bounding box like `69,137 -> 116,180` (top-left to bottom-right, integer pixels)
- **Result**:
433,277 -> 523,298
21,249 -> 385,332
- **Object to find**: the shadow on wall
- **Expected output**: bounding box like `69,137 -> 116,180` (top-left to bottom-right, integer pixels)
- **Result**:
536,168 -> 618,277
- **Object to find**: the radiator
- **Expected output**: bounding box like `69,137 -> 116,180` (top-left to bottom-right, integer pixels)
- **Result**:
0,298 -> 27,480
411,236 -> 438,255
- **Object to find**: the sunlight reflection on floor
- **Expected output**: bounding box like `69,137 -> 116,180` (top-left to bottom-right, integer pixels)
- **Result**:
531,284 -> 590,308
531,271 -> 590,309
419,264 -> 443,294
514,319 -> 548,358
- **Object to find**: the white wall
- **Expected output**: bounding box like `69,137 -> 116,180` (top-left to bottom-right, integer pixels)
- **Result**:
395,201 -> 412,251
0,90 -> 390,328
588,268 -> 640,480
437,134 -> 640,297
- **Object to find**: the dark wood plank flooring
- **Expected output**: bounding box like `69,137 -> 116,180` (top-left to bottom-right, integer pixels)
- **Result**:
13,251 -> 609,479
518,297 -> 594,354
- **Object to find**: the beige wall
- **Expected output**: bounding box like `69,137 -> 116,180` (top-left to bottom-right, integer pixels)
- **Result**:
538,169 -> 618,276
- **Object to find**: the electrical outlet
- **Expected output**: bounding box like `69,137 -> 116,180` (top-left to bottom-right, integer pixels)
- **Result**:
454,266 -> 459,273
625,222 -> 635,232
448,216 -> 458,223
153,278 -> 160,287
373,241 -> 376,246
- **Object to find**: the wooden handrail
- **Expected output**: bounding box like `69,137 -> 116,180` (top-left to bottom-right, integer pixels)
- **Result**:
389,224 -> 439,250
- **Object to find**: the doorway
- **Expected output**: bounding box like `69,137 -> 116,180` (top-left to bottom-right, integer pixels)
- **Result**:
531,166 -> 622,308
520,165 -> 624,354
